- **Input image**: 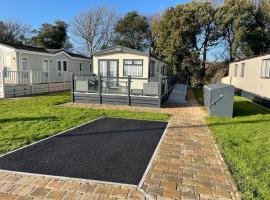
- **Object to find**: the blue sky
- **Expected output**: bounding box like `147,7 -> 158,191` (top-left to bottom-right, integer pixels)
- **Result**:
0,0 -> 189,28
0,0 -> 223,60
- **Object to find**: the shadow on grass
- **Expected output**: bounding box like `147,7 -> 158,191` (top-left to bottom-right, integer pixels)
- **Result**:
233,100 -> 269,117
0,116 -> 58,123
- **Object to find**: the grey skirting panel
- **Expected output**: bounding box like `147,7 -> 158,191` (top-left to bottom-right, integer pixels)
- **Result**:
235,88 -> 270,109
73,93 -> 99,104
73,92 -> 160,107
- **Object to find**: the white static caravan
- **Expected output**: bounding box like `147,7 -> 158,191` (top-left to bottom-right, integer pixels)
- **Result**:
0,42 -> 92,97
92,45 -> 168,90
222,54 -> 270,108
0,41 -> 92,74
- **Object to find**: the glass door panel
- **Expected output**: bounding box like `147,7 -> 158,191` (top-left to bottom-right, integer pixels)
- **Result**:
109,61 -> 117,77
99,61 -> 108,76
108,61 -> 118,87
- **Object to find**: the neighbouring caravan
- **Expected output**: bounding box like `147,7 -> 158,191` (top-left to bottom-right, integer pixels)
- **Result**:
222,54 -> 270,107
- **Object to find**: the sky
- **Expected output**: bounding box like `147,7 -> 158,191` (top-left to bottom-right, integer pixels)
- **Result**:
0,0 -> 223,61
0,0 -> 189,28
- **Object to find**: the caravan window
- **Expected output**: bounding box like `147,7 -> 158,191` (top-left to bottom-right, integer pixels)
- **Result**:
150,60 -> 155,77
234,64 -> 238,77
63,61 -> 67,71
240,63 -> 245,77
123,59 -> 143,77
21,58 -> 29,71
57,61 -> 62,71
261,59 -> 270,78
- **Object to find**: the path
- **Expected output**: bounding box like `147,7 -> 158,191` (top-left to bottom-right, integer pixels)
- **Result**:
166,84 -> 187,105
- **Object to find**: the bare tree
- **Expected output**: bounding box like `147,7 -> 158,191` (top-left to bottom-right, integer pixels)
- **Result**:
72,6 -> 118,56
0,20 -> 30,43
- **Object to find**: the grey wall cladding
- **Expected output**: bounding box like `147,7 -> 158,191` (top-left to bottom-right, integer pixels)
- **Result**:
73,93 -> 160,107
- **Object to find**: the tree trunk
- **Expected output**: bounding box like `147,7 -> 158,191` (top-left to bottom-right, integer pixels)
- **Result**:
228,39 -> 233,61
226,25 -> 234,61
201,44 -> 207,80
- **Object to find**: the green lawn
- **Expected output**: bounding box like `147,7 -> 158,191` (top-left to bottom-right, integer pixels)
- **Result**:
193,87 -> 270,200
0,92 -> 170,155
193,87 -> 204,105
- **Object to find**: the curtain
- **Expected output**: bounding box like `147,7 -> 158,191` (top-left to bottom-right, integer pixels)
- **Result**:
124,65 -> 143,77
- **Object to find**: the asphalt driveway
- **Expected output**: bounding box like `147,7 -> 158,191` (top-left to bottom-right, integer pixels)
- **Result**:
0,117 -> 167,185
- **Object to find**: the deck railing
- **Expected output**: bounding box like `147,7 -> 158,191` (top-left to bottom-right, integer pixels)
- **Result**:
0,70 -> 73,85
0,70 -> 74,98
72,74 -> 177,107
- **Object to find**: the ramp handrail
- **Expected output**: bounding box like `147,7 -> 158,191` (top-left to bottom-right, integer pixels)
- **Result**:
210,94 -> 224,106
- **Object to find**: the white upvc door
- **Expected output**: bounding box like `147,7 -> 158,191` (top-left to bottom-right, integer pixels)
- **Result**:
98,60 -> 118,88
98,60 -> 118,77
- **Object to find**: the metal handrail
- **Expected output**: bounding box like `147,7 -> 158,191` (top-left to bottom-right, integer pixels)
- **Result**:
210,95 -> 224,106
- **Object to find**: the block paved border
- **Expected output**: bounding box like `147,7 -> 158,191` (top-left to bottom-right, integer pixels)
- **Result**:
0,88 -> 240,200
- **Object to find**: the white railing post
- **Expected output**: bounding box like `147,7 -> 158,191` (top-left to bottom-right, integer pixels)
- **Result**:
29,70 -> 33,94
63,71 -> 66,90
18,71 -> 21,85
48,71 -> 51,92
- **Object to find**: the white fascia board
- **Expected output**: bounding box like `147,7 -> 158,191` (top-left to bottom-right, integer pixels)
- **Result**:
0,44 -> 15,51
16,49 -> 52,56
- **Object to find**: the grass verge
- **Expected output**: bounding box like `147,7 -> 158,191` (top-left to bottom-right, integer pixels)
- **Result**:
193,87 -> 204,106
193,87 -> 270,200
0,92 -> 170,155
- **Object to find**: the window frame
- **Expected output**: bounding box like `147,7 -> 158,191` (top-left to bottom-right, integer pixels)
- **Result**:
21,57 -> 29,71
62,60 -> 68,72
42,59 -> 49,72
56,60 -> 62,78
123,59 -> 143,77
57,60 -> 62,71
261,59 -> 270,78
240,63 -> 245,77
150,60 -> 155,77
42,59 -> 49,79
3,51 -> 12,69
234,64 -> 238,77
